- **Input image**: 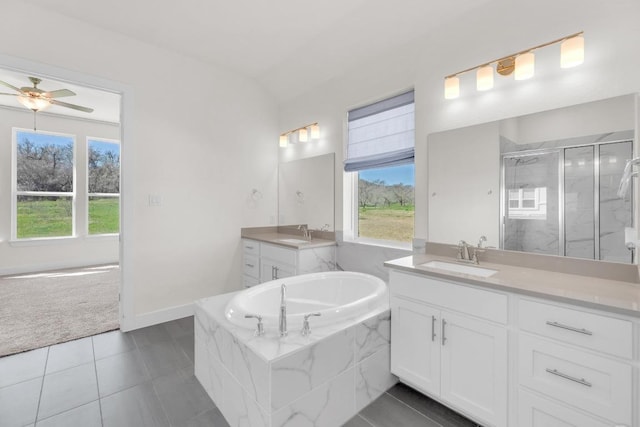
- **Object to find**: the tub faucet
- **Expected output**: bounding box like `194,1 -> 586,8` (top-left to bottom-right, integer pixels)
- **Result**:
279,284 -> 287,337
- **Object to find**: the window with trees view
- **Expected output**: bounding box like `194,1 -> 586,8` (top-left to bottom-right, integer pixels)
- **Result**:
14,130 -> 75,239
88,139 -> 120,235
346,90 -> 415,244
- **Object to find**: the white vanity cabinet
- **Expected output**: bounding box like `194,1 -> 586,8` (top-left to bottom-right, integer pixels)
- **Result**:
242,238 -> 335,287
517,298 -> 635,427
390,270 -> 508,427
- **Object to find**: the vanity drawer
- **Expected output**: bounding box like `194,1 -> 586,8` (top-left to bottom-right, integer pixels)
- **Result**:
242,239 -> 260,256
518,299 -> 633,358
243,255 -> 259,279
243,275 -> 259,288
390,271 -> 507,324
519,333 -> 632,425
518,389 -> 611,427
261,243 -> 296,266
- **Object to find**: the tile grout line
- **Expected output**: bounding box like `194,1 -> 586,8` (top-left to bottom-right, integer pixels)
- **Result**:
33,346 -> 50,424
90,337 -> 105,427
354,413 -> 377,427
383,390 -> 446,427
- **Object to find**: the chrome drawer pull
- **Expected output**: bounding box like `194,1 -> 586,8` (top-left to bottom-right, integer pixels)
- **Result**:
545,368 -> 592,387
246,246 -> 254,250
431,315 -> 436,342
545,321 -> 593,336
245,263 -> 254,268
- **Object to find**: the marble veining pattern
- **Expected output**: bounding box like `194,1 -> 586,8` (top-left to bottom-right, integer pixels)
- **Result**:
194,291 -> 396,427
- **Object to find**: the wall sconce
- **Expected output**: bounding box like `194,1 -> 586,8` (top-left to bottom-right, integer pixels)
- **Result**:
279,122 -> 320,148
444,32 -> 584,99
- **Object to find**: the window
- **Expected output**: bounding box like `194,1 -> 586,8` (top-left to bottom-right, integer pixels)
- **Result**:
507,187 -> 547,219
345,90 -> 415,244
88,138 -> 120,235
13,129 -> 75,239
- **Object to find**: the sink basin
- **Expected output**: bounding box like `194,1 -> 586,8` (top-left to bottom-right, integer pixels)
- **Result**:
278,238 -> 309,244
420,261 -> 497,278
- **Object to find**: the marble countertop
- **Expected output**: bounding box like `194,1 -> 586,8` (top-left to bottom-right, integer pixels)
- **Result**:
384,253 -> 640,318
241,232 -> 336,249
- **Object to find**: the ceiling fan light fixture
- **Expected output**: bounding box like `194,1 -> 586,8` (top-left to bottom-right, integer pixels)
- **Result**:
18,95 -> 50,112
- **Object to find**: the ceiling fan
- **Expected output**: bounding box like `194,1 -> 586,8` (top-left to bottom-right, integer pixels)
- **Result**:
0,76 -> 94,113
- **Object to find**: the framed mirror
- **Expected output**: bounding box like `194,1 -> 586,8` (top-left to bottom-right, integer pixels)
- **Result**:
428,94 -> 637,263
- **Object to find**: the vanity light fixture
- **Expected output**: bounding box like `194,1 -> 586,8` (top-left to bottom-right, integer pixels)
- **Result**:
444,31 -> 584,99
279,122 -> 320,148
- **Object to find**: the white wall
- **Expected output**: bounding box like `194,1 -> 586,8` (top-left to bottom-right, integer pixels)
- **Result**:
0,108 -> 120,274
1,1 -> 279,328
277,0 -> 640,266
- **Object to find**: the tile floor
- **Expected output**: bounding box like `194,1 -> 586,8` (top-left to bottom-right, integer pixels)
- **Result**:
0,316 -> 478,427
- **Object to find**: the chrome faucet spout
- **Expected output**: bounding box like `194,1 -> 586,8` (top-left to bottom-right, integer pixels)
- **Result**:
279,284 -> 287,337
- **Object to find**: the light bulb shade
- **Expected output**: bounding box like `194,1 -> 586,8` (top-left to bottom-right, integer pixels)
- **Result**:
561,35 -> 584,68
298,127 -> 308,142
279,134 -> 288,148
310,123 -> 320,139
18,95 -> 50,111
515,52 -> 535,80
444,76 -> 460,99
476,65 -> 494,91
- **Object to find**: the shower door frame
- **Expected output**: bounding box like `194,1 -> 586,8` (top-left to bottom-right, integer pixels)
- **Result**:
500,139 -> 632,259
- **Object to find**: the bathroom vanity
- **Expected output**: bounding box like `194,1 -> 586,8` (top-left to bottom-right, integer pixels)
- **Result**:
241,227 -> 336,287
385,249 -> 640,427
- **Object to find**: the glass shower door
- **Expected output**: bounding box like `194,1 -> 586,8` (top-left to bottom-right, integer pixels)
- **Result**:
503,152 -> 560,255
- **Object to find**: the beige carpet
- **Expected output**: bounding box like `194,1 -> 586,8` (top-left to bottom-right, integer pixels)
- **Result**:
0,265 -> 119,357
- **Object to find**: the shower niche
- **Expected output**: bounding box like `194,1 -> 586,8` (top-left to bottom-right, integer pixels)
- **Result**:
502,134 -> 633,263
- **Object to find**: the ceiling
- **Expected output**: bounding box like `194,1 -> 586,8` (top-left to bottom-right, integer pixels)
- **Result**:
20,0 -> 491,104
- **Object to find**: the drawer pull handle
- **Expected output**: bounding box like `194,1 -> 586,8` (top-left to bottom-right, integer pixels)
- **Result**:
245,263 -> 254,268
546,321 -> 593,336
545,368 -> 592,387
431,315 -> 437,342
246,246 -> 254,250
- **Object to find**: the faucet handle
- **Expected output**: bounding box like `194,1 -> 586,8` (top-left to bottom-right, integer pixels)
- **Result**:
301,312 -> 321,336
245,314 -> 265,336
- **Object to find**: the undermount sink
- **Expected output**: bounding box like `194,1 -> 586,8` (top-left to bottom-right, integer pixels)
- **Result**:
278,238 -> 309,244
420,260 -> 498,278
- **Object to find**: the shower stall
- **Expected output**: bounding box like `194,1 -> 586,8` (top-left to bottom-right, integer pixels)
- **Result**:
501,139 -> 633,263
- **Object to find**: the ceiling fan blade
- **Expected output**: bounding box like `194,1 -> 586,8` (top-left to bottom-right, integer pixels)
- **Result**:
50,99 -> 94,113
0,79 -> 21,92
44,88 -> 76,98
0,92 -> 17,96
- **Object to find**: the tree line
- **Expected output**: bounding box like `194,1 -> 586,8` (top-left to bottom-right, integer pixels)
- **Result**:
358,178 -> 414,209
17,138 -> 120,194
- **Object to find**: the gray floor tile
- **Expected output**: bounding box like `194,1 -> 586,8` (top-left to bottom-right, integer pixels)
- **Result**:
176,333 -> 195,362
185,407 -> 229,427
360,392 -> 441,427
45,337 -> 94,374
388,384 -> 476,427
0,347 -> 48,388
101,382 -> 170,427
343,414 -> 375,427
152,367 -> 215,426
0,376 -> 42,427
130,324 -> 172,347
96,349 -> 150,397
37,362 -> 99,420
138,339 -> 192,379
35,400 -> 102,427
164,316 -> 194,339
92,329 -> 136,360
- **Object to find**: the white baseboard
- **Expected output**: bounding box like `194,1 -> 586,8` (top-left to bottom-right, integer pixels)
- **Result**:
120,302 -> 194,332
0,259 -> 119,276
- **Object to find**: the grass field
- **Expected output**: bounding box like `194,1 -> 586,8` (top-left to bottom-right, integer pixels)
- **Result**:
17,197 -> 119,238
358,204 -> 414,242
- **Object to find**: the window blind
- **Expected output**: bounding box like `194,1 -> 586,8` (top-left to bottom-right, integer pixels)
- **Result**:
344,90 -> 415,172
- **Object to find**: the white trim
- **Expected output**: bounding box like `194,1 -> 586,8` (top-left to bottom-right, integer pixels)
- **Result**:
120,302 -> 194,332
0,258 -> 119,276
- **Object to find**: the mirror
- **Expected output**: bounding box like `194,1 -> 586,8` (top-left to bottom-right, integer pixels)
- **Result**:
428,94 -> 637,263
278,153 -> 335,230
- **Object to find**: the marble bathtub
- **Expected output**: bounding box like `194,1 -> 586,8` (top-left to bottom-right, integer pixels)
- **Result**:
194,288 -> 396,427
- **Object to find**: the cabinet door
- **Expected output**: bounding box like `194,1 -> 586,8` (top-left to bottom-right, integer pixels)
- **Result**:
260,260 -> 295,282
390,297 -> 440,396
440,310 -> 507,427
518,389 -> 611,427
